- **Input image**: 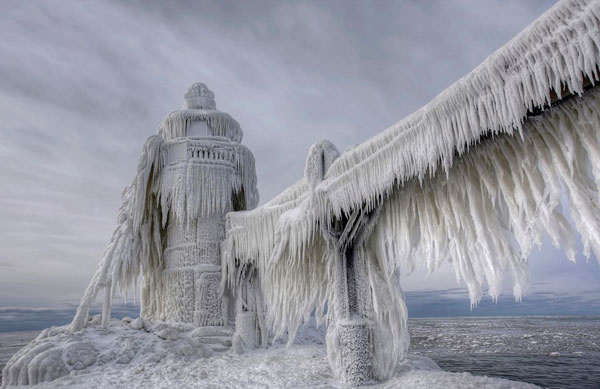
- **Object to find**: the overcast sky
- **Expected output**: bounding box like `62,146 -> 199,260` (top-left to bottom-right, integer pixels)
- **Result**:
1,0 -> 598,318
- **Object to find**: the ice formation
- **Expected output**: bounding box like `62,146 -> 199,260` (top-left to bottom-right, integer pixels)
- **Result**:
1,318 -> 220,387
1,318 -> 540,389
4,0 -> 600,387
70,82 -> 258,333
223,0 -> 600,384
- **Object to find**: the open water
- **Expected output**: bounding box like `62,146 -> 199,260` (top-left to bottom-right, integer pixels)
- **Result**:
408,316 -> 600,388
0,331 -> 38,385
1,316 -> 598,388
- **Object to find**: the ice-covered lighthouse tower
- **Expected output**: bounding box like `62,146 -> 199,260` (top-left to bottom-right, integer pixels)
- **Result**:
69,83 -> 258,332
155,83 -> 258,325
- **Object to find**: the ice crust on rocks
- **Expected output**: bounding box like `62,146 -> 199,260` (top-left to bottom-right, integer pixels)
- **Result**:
1,316 -> 541,389
2,342 -> 541,389
1,318 -> 215,388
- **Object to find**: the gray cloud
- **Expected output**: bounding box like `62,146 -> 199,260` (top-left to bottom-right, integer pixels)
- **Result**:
405,286 -> 600,317
1,0 -> 598,311
0,303 -> 139,332
1,286 -> 597,333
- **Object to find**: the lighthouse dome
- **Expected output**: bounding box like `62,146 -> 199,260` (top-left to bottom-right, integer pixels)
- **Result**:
184,82 -> 216,110
159,83 -> 244,143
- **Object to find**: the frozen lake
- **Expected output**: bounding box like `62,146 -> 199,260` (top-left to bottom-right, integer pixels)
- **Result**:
1,316 -> 598,388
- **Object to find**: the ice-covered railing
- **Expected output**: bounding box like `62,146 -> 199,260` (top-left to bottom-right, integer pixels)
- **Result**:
222,0 -> 600,383
223,179 -> 309,283
313,0 -> 600,220
164,137 -> 238,164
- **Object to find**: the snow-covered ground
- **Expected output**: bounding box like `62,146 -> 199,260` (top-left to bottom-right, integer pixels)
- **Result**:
2,317 -> 540,389
36,346 -> 539,389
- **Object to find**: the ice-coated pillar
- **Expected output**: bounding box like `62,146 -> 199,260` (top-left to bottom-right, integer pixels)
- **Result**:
325,205 -> 381,386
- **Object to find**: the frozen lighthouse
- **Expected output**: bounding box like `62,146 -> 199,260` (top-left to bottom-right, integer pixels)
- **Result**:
157,83 -> 259,325
69,83 -> 258,331
4,1 -> 600,387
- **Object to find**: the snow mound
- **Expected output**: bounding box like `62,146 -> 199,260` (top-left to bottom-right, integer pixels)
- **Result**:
1,317 -> 225,387
2,320 -> 539,388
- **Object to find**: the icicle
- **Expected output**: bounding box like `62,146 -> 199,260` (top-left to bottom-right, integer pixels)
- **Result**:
313,0 -> 600,219
158,109 -> 243,143
223,86 -> 600,380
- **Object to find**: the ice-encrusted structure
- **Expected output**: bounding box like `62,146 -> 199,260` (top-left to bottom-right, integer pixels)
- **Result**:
4,0 -> 600,387
69,82 -> 258,332
222,0 -> 600,385
3,84 -> 262,388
